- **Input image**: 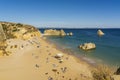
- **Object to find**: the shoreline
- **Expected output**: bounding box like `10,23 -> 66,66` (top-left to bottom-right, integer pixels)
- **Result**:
0,36 -> 93,80
44,36 -> 118,68
44,37 -> 99,67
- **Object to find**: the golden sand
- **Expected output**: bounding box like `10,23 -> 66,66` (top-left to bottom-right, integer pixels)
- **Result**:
0,37 -> 93,80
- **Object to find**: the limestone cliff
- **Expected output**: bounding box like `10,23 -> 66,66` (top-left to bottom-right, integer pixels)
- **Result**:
0,22 -> 41,40
0,21 -> 41,56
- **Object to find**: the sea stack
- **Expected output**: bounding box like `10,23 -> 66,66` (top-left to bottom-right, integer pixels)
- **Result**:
69,32 -> 73,36
79,42 -> 96,50
97,29 -> 104,36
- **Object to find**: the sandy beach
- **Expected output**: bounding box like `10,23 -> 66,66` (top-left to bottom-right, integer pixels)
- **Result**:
0,36 -> 93,80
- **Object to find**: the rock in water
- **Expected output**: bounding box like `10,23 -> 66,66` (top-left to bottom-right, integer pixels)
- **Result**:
97,29 -> 104,36
43,29 -> 66,36
69,32 -> 73,36
79,42 -> 96,50
66,32 -> 73,36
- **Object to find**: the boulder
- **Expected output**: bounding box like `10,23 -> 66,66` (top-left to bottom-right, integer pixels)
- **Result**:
79,42 -> 96,50
97,29 -> 104,36
55,53 -> 64,59
66,32 -> 73,36
69,32 -> 73,36
59,59 -> 63,63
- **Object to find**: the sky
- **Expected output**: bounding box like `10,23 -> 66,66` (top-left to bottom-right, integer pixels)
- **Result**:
0,0 -> 120,28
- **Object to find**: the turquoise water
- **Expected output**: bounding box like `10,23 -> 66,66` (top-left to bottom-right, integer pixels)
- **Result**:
40,29 -> 120,66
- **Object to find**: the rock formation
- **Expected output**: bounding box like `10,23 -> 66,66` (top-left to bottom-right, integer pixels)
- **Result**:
44,29 -> 66,36
0,24 -> 6,41
0,22 -> 41,40
60,29 -> 66,36
115,67 -> 120,75
67,32 -> 73,36
79,42 -> 96,50
97,29 -> 104,36
0,21 -> 41,56
69,32 -> 73,36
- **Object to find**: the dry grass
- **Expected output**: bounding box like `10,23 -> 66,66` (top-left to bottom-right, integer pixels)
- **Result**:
92,64 -> 115,80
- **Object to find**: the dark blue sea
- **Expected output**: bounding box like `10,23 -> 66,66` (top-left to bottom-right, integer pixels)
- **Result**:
40,28 -> 120,66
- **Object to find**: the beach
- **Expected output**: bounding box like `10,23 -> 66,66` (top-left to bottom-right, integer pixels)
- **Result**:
0,36 -> 93,80
44,29 -> 120,66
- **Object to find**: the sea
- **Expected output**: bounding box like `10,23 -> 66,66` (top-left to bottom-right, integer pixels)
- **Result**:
40,28 -> 120,66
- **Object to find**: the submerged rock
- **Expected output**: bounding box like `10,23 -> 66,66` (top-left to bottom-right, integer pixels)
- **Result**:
79,42 -> 96,50
97,29 -> 104,36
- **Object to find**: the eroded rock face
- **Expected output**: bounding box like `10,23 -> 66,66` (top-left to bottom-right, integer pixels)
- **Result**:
60,29 -> 66,36
0,22 -> 42,56
115,67 -> 120,75
79,43 -> 96,50
44,29 -> 66,36
0,22 -> 41,40
97,29 -> 104,36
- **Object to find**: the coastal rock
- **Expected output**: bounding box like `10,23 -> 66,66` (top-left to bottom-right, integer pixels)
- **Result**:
59,59 -> 63,63
0,22 -> 41,40
66,32 -> 73,36
60,29 -> 66,36
115,67 -> 120,75
43,29 -> 66,36
79,42 -> 96,50
69,32 -> 73,36
55,53 -> 64,59
0,22 -> 41,56
97,29 -> 104,36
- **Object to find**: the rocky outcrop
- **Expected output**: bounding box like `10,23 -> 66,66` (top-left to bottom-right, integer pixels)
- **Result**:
0,22 -> 41,40
79,42 -> 96,50
44,29 -> 66,36
69,32 -> 73,36
115,67 -> 120,75
97,29 -> 104,36
0,21 -> 41,56
60,29 -> 66,36
67,32 -> 73,36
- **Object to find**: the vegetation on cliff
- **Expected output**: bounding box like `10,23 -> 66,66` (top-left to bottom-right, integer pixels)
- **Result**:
0,21 -> 41,56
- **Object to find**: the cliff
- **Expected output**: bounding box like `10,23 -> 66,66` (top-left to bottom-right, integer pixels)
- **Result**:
0,22 -> 41,56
